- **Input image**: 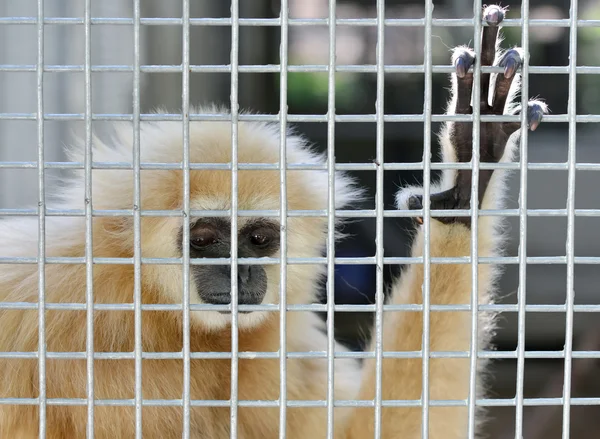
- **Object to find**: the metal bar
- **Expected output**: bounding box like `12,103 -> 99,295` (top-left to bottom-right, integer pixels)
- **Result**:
3,206 -> 600,219
181,0 -> 192,436
373,0 -> 385,436
1,160 -> 597,172
2,301 -> 600,314
515,0 -> 532,436
1,16 -> 600,28
421,0 -> 434,435
467,0 -> 483,436
83,0 -> 95,435
36,0 -> 47,435
1,348 -> 600,359
132,0 -> 143,436
3,205 -> 600,219
278,1 -> 290,438
0,112 -> 599,123
325,0 -> 336,437
4,348 -> 600,361
0,396 -> 598,408
563,0 -> 579,435
229,1 -> 241,437
6,63 -> 600,75
3,254 -> 600,266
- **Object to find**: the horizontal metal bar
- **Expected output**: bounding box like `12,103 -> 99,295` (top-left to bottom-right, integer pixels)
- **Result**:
2,63 -> 600,75
0,16 -> 599,28
0,349 -> 598,361
2,254 -> 600,266
0,397 -> 597,408
0,302 -> 598,313
0,255 -> 598,265
0,161 -> 593,172
2,207 -> 599,219
0,113 -> 598,123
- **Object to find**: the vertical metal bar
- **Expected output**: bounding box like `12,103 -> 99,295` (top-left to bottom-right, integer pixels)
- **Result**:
36,0 -> 46,436
229,1 -> 240,437
132,0 -> 143,436
515,0 -> 531,436
181,0 -> 192,436
374,0 -> 385,437
83,0 -> 95,435
467,0 -> 483,436
325,0 -> 336,437
562,0 -> 579,436
421,0 -> 434,436
278,0 -> 289,438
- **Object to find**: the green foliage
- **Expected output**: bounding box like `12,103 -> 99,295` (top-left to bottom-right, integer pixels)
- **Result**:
282,71 -> 364,112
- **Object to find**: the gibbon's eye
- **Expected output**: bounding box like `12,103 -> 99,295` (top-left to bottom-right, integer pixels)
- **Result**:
241,221 -> 280,253
190,229 -> 218,250
250,232 -> 271,248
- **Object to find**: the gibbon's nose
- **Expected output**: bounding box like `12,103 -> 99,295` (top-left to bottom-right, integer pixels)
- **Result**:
197,264 -> 268,308
237,264 -> 251,285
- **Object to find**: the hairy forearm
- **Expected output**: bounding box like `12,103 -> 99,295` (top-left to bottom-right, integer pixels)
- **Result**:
342,218 -> 500,438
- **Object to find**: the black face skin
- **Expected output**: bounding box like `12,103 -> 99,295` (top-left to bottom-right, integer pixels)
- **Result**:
177,218 -> 280,312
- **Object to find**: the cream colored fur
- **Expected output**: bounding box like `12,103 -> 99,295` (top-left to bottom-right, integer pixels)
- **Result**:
0,100 -> 516,437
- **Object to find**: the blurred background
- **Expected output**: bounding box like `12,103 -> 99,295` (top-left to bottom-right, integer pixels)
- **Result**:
1,0 -> 600,437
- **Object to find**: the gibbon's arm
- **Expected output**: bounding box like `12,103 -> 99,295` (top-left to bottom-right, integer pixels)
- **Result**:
342,5 -> 547,438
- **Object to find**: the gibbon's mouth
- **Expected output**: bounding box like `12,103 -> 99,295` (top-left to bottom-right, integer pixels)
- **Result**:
202,291 -> 264,314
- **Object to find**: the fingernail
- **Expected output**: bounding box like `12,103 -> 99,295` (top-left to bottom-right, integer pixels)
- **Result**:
408,196 -> 423,210
484,6 -> 504,26
504,57 -> 517,78
455,57 -> 467,78
529,112 -> 542,131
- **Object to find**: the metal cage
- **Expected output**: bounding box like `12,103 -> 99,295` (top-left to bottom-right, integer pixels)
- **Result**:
0,0 -> 598,437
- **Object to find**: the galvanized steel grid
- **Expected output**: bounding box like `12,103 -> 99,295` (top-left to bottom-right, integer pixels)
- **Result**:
0,0 -> 597,438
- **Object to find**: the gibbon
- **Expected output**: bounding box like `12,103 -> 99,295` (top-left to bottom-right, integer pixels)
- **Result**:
0,5 -> 547,438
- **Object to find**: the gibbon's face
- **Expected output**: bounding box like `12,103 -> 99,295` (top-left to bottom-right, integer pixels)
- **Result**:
181,217 -> 279,311
84,115 -> 357,331
174,215 -> 281,330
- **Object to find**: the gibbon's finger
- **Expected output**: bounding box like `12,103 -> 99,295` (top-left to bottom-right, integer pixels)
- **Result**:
503,100 -> 548,135
407,188 -> 473,227
407,194 -> 424,224
480,5 -> 505,107
408,189 -> 460,211
452,47 -> 475,114
492,48 -> 523,114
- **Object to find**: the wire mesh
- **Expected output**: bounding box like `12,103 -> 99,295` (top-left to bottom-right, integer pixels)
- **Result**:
0,0 -> 597,438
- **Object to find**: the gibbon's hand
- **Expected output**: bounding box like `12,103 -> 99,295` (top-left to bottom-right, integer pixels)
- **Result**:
408,4 -> 548,228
